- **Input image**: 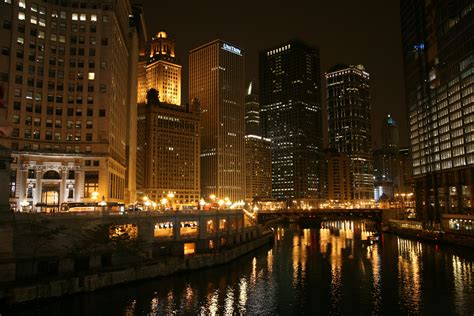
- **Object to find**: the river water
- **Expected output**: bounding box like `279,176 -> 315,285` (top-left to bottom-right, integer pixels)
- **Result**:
9,220 -> 474,315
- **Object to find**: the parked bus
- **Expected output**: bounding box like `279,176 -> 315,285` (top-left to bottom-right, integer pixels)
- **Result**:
60,202 -> 125,213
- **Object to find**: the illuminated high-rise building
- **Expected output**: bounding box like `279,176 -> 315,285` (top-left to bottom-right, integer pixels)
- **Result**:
245,81 -> 260,137
400,0 -> 474,222
374,115 -> 401,200
322,149 -> 352,205
260,40 -> 322,201
0,0 -> 139,211
136,90 -> 200,208
189,40 -> 246,202
244,81 -> 271,201
138,31 -> 181,106
326,64 -> 374,202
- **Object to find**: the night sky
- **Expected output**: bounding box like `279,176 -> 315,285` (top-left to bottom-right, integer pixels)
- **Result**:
140,0 -> 407,148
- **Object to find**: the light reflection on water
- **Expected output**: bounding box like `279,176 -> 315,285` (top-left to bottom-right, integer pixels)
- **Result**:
9,220 -> 474,316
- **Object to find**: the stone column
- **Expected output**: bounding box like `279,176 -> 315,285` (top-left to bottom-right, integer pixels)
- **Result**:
35,167 -> 42,209
60,167 -> 67,211
75,168 -> 82,202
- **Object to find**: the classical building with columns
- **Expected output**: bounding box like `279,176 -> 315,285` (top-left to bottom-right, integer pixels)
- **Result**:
0,0 -> 140,211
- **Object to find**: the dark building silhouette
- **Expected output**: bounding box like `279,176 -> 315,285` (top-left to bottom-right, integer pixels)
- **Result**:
259,40 -> 322,202
400,0 -> 474,223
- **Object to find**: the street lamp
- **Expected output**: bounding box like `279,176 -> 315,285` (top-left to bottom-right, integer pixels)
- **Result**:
144,200 -> 151,211
98,196 -> 107,212
20,199 -> 30,212
161,198 -> 168,210
152,202 -> 157,211
91,191 -> 99,212
218,199 -> 224,209
199,198 -> 206,210
167,192 -> 175,210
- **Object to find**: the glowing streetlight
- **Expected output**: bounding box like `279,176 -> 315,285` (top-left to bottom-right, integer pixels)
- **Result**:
20,200 -> 29,212
144,200 -> 151,211
91,191 -> 99,212
152,202 -> 157,211
98,196 -> 107,212
218,199 -> 224,209
210,194 -> 216,201
161,198 -> 168,210
199,199 -> 206,210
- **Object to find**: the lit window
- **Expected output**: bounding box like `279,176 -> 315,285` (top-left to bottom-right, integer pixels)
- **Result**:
4,0 -> 12,4
88,72 -> 95,80
39,18 -> 45,27
17,37 -> 24,45
30,16 -> 37,24
38,31 -> 44,39
91,14 -> 97,22
102,15 -> 108,22
72,13 -> 78,21
80,14 -> 86,21
31,4 -> 37,12
19,0 -> 25,8
18,12 -> 25,20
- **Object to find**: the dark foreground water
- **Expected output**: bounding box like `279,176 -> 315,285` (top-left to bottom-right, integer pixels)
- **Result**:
7,220 -> 474,315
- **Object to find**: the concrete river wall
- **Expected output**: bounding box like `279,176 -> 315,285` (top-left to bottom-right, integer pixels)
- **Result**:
0,210 -> 273,304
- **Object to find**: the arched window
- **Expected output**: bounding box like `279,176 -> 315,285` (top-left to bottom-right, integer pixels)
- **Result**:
43,170 -> 61,179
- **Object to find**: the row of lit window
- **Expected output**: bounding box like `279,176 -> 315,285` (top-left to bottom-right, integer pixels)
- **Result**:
12,116 -> 94,128
10,103 -> 106,117
11,142 -> 93,153
13,129 -> 94,141
13,89 -> 106,103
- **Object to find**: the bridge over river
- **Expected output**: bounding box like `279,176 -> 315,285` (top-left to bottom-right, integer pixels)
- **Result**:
256,208 -> 388,224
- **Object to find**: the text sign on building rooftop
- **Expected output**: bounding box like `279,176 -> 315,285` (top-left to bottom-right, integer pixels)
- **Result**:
222,43 -> 242,56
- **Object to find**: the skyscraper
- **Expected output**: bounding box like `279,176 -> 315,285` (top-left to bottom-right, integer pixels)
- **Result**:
0,0 -> 139,211
244,81 -> 271,201
136,91 -> 200,208
326,64 -> 374,202
322,149 -> 352,205
374,115 -> 401,200
245,81 -> 260,136
189,40 -> 245,202
400,0 -> 473,222
260,40 -> 322,201
144,31 -> 181,106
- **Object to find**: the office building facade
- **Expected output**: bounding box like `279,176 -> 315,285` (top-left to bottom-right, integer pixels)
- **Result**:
0,0 -> 139,211
326,64 -> 374,202
322,149 -> 352,205
189,40 -> 245,202
260,40 -> 322,201
400,0 -> 474,222
136,91 -> 200,208
374,115 -> 401,201
244,81 -> 271,201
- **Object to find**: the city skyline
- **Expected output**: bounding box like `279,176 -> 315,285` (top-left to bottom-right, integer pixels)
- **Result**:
140,0 -> 407,148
